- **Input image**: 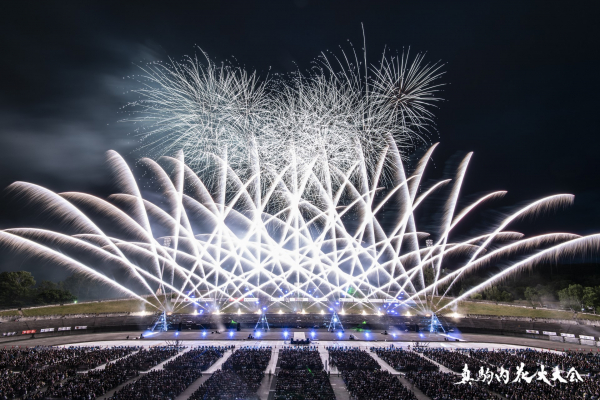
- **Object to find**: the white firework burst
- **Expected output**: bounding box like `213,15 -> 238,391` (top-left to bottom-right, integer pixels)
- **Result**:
123,46 -> 445,192
3,43 -> 595,316
1,146 -> 596,315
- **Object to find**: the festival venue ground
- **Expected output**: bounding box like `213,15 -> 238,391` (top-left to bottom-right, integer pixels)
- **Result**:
0,331 -> 596,400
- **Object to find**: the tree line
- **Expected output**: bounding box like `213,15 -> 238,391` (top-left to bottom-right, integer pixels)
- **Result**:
0,271 -> 76,308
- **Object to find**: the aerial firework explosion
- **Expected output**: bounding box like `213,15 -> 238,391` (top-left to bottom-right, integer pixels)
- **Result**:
124,47 -> 445,189
2,46 -> 598,315
2,146 -> 597,314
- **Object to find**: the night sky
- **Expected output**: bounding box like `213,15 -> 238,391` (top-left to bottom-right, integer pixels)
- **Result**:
1,1 -> 599,278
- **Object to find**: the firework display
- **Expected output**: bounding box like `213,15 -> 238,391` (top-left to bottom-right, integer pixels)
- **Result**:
1,47 -> 597,315
1,144 -> 596,314
124,48 -> 444,188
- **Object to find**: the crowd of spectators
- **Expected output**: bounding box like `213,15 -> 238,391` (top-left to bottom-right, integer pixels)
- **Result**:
469,348 -> 600,373
0,346 -> 140,399
343,370 -> 416,400
114,346 -> 181,371
274,346 -> 334,400
486,373 -> 600,400
279,347 -> 324,370
1,364 -> 74,399
405,370 -> 488,400
275,370 -> 334,400
409,347 -> 600,399
189,369 -> 261,400
326,347 -> 380,371
164,346 -> 227,371
26,362 -> 139,400
222,347 -> 271,371
326,347 -> 418,400
60,346 -> 137,370
0,347 -> 85,370
460,348 -> 600,399
372,346 -> 438,372
109,369 -> 202,400
414,347 -> 488,373
190,347 -> 272,400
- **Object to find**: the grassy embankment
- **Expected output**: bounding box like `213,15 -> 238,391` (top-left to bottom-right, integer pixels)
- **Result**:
435,297 -> 600,321
2,296 -> 600,321
0,297 -> 160,317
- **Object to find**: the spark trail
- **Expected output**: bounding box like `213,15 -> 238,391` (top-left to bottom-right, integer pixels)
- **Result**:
2,146 -> 594,314
3,45 -> 596,315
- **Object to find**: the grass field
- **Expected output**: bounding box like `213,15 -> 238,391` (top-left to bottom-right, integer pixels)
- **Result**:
451,301 -> 600,321
2,297 -> 600,321
0,297 -> 159,317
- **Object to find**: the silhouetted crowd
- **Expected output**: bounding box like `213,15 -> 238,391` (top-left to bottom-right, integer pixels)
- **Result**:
486,374 -> 600,400
61,347 -> 138,370
274,346 -> 334,400
189,369 -> 262,400
114,346 -> 182,371
414,347 -> 488,373
409,347 -> 600,399
326,346 -> 419,399
326,347 -> 380,371
0,346 -> 139,399
405,370 -> 488,400
464,348 -> 537,371
470,348 -> 600,373
26,363 -> 139,400
279,347 -> 324,370
9,342 -> 600,400
109,369 -> 202,400
372,346 -> 438,372
275,370 -> 335,400
343,370 -> 416,400
222,347 -> 272,371
164,346 -> 227,371
463,348 -> 600,399
190,347 -> 272,400
0,347 -> 87,370
1,364 -> 74,399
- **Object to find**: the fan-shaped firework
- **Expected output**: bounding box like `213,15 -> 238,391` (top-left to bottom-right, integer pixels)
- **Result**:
2,145 -> 597,314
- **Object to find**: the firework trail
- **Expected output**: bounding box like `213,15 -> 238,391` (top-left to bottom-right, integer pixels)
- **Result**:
2,145 -> 595,314
2,43 -> 596,315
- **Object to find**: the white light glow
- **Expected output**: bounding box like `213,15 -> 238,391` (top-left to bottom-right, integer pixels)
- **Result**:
1,145 -> 595,316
